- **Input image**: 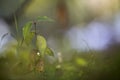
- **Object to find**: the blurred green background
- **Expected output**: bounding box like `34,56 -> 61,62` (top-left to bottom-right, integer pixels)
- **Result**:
0,0 -> 120,80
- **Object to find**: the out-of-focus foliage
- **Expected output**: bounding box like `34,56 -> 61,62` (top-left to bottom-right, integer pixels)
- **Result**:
0,0 -> 120,80
0,44 -> 116,80
75,57 -> 87,67
1,49 -> 120,80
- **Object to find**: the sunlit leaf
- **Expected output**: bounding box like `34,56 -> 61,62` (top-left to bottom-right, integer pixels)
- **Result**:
36,35 -> 47,56
22,22 -> 34,44
22,21 -> 32,40
45,47 -> 54,56
37,16 -> 54,22
75,58 -> 87,67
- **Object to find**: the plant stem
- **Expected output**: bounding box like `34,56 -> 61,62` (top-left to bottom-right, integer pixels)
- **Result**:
14,14 -> 19,40
34,21 -> 37,48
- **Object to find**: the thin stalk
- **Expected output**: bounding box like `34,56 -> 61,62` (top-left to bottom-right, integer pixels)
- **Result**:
34,21 -> 37,48
14,14 -> 19,40
14,14 -> 21,52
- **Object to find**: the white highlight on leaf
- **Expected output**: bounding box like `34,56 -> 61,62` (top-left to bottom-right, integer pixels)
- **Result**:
37,52 -> 40,56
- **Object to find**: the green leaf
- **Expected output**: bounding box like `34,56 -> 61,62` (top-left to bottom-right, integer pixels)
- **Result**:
22,21 -> 32,40
22,21 -> 34,44
37,16 -> 54,22
45,47 -> 54,56
36,35 -> 47,56
25,32 -> 34,44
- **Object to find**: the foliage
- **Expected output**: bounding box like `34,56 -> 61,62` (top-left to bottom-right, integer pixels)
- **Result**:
22,21 -> 34,44
36,35 -> 47,57
0,16 -> 120,80
0,16 -> 55,80
37,16 -> 54,22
